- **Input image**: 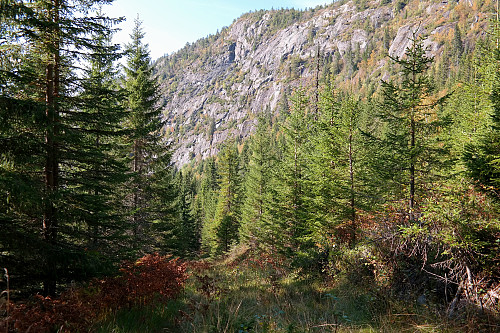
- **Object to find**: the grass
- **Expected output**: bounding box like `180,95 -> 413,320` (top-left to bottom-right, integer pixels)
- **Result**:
94,247 -> 469,333
94,301 -> 183,333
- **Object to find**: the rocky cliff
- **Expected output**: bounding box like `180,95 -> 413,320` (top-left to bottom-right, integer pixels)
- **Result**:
154,0 -> 490,167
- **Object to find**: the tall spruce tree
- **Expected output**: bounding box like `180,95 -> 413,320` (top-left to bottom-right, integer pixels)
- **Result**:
199,157 -> 219,223
239,114 -> 278,249
373,34 -> 449,221
199,157 -> 220,254
75,23 -> 128,257
169,170 -> 200,256
276,88 -> 315,261
309,78 -> 342,245
464,19 -> 500,202
0,0 -> 124,294
0,1 -> 48,292
212,141 -> 241,254
312,81 -> 368,246
123,18 -> 173,252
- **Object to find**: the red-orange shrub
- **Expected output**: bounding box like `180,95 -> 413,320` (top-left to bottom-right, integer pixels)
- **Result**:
1,253 -> 187,333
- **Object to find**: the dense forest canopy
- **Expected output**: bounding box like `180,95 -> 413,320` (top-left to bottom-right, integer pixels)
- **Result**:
1,0 -> 499,331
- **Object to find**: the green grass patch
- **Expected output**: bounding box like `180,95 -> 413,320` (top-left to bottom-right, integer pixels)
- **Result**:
94,300 -> 184,333
93,253 -> 483,332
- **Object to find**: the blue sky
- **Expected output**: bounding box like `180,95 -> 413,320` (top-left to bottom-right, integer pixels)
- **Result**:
104,0 -> 332,60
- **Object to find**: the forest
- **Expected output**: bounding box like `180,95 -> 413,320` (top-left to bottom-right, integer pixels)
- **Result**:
1,0 -> 500,332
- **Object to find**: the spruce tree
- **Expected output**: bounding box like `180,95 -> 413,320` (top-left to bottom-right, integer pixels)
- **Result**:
200,157 -> 219,222
169,170 -> 200,256
71,20 -> 128,258
240,114 -> 278,249
452,24 -> 464,66
312,81 -> 368,246
0,0 -> 124,294
373,34 -> 450,221
199,158 -> 220,254
212,141 -> 241,254
0,1 -> 48,292
122,18 -> 173,252
464,20 -> 500,202
309,79 -> 342,244
445,43 -> 492,157
276,88 -> 314,261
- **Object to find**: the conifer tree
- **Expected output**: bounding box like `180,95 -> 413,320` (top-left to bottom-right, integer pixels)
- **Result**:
0,0 -> 124,294
373,35 -> 449,221
445,42 -> 493,157
169,170 -> 200,256
464,19 -> 500,202
72,20 -> 128,257
312,81 -> 368,246
123,18 -> 173,251
0,0 -> 48,292
213,141 -> 241,254
200,157 -> 219,222
452,24 -> 464,66
276,88 -> 314,261
309,79 -> 342,243
199,158 -> 220,254
240,114 -> 278,249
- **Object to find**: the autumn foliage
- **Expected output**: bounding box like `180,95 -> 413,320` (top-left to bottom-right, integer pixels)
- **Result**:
1,254 -> 187,333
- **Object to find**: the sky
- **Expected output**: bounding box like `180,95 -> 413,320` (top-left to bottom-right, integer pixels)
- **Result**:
103,0 -> 332,60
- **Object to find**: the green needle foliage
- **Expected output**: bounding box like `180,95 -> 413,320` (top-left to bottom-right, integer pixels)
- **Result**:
122,18 -> 175,254
213,141 -> 242,254
464,19 -> 500,204
276,88 -> 316,264
69,19 -> 129,262
239,113 -> 279,251
368,34 -> 450,220
1,0 -> 127,295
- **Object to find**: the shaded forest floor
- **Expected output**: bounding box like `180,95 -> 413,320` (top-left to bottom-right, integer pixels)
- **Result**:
95,247 -> 492,332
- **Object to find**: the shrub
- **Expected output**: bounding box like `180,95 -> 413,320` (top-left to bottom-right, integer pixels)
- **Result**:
1,254 -> 187,333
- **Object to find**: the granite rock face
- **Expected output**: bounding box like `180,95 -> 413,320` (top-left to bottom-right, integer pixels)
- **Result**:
154,0 -> 486,167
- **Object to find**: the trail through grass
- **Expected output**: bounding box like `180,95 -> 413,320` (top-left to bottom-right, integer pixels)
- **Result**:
96,248 -> 459,332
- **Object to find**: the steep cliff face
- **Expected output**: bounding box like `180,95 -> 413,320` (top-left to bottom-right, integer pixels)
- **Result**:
154,0 -> 489,167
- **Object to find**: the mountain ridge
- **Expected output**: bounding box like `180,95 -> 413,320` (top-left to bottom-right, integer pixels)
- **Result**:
154,0 -> 491,167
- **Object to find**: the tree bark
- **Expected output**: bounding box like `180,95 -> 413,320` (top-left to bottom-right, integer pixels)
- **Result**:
43,0 -> 60,296
348,122 -> 356,246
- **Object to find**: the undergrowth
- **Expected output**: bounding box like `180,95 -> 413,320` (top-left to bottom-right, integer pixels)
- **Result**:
2,241 -> 498,332
0,253 -> 187,332
95,246 -> 489,333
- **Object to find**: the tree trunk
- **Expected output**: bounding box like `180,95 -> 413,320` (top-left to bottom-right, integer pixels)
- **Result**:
410,110 -> 415,222
409,60 -> 416,223
348,124 -> 356,246
314,45 -> 320,117
43,0 -> 60,296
